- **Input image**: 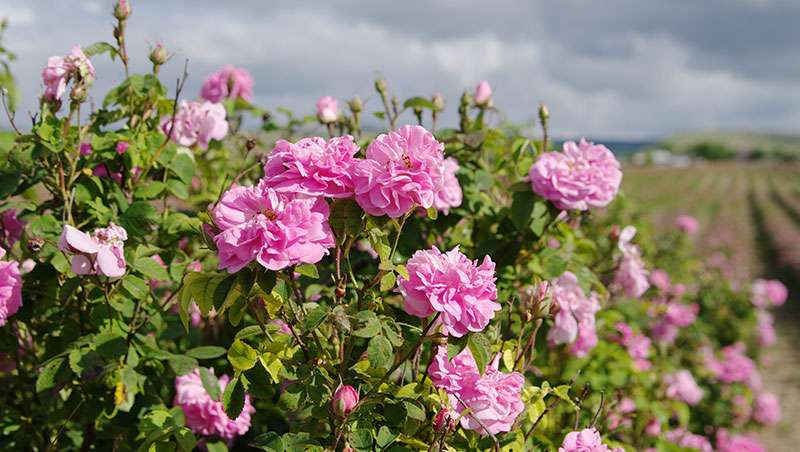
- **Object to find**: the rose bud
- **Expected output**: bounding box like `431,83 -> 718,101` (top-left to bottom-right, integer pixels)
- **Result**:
473,80 -> 492,107
332,384 -> 359,417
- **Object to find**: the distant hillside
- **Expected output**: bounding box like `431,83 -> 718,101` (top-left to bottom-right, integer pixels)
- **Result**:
653,131 -> 800,159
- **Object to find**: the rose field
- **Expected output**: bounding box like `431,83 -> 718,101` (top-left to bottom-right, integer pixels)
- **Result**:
0,2 -> 797,452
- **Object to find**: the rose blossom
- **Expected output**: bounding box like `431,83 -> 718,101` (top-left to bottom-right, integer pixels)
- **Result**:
430,347 -> 524,436
58,223 -> 127,277
664,429 -> 713,452
0,248 -> 22,327
41,46 -> 95,102
704,343 -> 756,384
753,392 -> 781,425
751,278 -> 788,308
161,100 -> 229,149
0,210 -> 25,248
715,429 -> 765,452
433,157 -> 463,214
663,370 -> 703,405
474,80 -> 492,107
79,142 -> 92,156
674,214 -> 699,234
649,269 -> 670,291
614,323 -> 651,371
353,125 -> 446,218
331,384 -> 359,417
212,179 -> 335,272
547,271 -> 601,357
607,397 -> 635,431
757,310 -> 776,346
116,141 -> 129,155
93,164 -> 123,185
558,428 -> 623,452
316,96 -> 339,123
200,65 -> 254,103
613,226 -> 650,298
398,246 -> 498,337
263,135 -> 359,198
173,369 -> 255,440
433,407 -> 458,433
530,139 -> 621,211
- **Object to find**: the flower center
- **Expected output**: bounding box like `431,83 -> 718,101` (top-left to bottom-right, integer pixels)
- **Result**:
402,154 -> 413,169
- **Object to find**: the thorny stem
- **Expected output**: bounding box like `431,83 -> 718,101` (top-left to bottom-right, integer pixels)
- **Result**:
574,385 -> 591,430
590,391 -> 605,428
514,318 -> 542,370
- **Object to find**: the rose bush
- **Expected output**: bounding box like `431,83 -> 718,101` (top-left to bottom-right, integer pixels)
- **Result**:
0,2 -> 787,451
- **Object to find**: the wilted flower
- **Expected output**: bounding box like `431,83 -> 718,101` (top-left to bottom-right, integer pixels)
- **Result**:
161,100 -> 229,149
398,246 -> 499,337
263,135 -> 359,198
0,248 -> 22,327
41,46 -> 95,103
353,125 -> 446,218
663,370 -> 704,405
331,384 -> 359,417
613,226 -> 650,298
558,428 -> 623,452
173,369 -> 255,440
58,223 -> 128,277
212,180 -> 334,272
530,139 -> 622,211
316,96 -> 339,123
200,65 -> 254,103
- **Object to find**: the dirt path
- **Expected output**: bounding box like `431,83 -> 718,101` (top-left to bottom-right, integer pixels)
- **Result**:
759,309 -> 800,451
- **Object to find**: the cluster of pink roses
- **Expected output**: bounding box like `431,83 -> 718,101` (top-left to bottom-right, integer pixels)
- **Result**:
750,278 -> 788,308
58,223 -> 128,277
529,139 -> 622,211
613,322 -> 652,371
429,346 -> 524,435
648,274 -> 698,344
663,369 -> 704,405
613,226 -> 650,298
173,369 -> 255,440
704,343 -> 760,388
558,427 -> 623,452
547,271 -> 601,357
41,45 -> 95,103
0,210 -> 24,249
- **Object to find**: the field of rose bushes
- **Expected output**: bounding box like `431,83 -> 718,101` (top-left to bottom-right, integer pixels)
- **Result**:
0,2 -> 792,451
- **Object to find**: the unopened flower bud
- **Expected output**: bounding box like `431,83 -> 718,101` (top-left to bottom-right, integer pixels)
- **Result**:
609,225 -> 620,241
332,384 -> 359,417
374,78 -> 387,94
460,90 -> 472,107
474,80 -> 492,108
70,84 -> 88,103
538,102 -> 550,122
348,96 -> 363,114
432,93 -> 445,111
433,407 -> 458,433
114,0 -> 131,21
148,43 -> 168,67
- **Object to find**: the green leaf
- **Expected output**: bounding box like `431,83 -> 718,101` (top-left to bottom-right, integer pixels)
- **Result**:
510,189 -> 536,231
368,335 -> 393,369
228,339 -> 258,371
36,357 -> 70,393
328,198 -> 364,239
467,332 -> 491,375
134,181 -> 165,200
376,426 -> 397,449
170,153 -> 195,184
185,272 -> 226,315
168,354 -> 198,375
380,271 -> 396,292
186,346 -> 226,360
119,201 -> 158,237
294,263 -> 319,279
222,375 -> 245,420
134,257 -> 170,281
166,178 -> 189,199
402,96 -> 435,110
122,275 -> 149,300
250,432 -> 284,452
350,429 -> 373,451
205,441 -> 228,452
199,367 -> 221,400
303,305 -> 330,333
173,427 -> 197,452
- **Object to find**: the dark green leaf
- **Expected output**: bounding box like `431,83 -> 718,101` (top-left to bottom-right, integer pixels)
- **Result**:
186,346 -> 226,360
303,305 -> 329,333
467,332 -> 491,375
199,367 -> 221,400
368,335 -> 393,369
222,375 -> 245,420
294,263 -> 318,279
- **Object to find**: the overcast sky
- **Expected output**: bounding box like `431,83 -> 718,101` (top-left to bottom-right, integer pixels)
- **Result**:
0,0 -> 798,139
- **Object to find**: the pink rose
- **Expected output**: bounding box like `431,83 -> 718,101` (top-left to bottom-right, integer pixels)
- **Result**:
704,343 -> 756,384
58,223 -> 127,277
530,139 -> 621,211
162,100 -> 228,149
649,269 -> 670,291
0,248 -> 22,327
433,157 -> 463,214
316,96 -> 339,123
0,210 -> 25,248
93,164 -> 123,185
263,135 -> 359,198
41,46 -> 94,103
474,80 -> 492,107
200,65 -> 254,103
644,418 -> 660,437
212,180 -> 334,272
116,141 -> 129,155
663,370 -> 703,405
757,310 -> 776,346
665,429 -> 712,452
614,323 -> 651,371
433,407 -> 458,433
398,246 -> 499,337
674,214 -> 699,234
353,125 -> 446,218
613,226 -> 650,298
716,429 -> 765,452
751,278 -> 787,308
753,392 -> 781,425
173,369 -> 255,440
79,142 -> 92,156
559,428 -> 623,452
547,271 -> 600,356
331,384 -> 359,417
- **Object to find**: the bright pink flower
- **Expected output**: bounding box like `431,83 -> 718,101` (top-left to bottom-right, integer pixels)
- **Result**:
649,269 -> 670,291
607,397 -> 635,431
559,428 -> 623,452
0,248 -> 22,327
704,343 -> 756,384
353,125 -> 446,218
474,80 -> 492,107
614,322 -> 651,371
316,96 -> 339,123
200,65 -> 254,103
173,369 -> 255,440
212,180 -> 334,272
751,278 -> 788,308
663,370 -> 703,405
674,214 -> 699,234
269,319 -> 292,335
0,210 -> 25,248
263,135 -> 359,198
79,142 -> 92,156
650,300 -> 698,345
754,392 -> 781,425
613,226 -> 650,298
530,139 -> 621,211
429,346 -> 481,393
547,272 -> 600,356
433,157 -> 463,214
162,100 -> 228,149
116,141 -> 129,155
398,246 -> 499,337
331,384 -> 359,417
41,46 -> 95,102
93,164 -> 123,185
716,429 -> 765,452
58,223 -> 127,277
757,310 -> 776,346
665,429 -> 712,452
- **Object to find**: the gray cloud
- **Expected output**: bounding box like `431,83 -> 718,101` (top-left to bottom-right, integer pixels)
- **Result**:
0,0 -> 797,139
